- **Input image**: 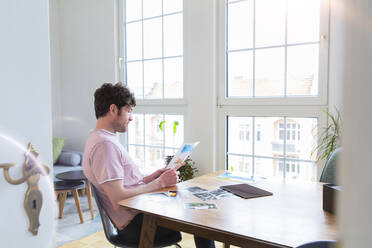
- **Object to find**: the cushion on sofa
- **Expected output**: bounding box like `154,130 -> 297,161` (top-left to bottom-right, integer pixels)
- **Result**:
53,137 -> 65,164
56,151 -> 81,166
62,149 -> 84,164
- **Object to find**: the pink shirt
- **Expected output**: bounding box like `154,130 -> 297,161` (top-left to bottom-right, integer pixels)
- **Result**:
83,129 -> 144,229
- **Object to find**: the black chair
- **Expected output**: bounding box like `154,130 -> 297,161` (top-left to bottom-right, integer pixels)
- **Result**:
91,184 -> 182,248
295,240 -> 337,248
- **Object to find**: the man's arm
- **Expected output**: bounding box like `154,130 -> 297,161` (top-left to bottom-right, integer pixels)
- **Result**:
142,162 -> 184,184
100,169 -> 178,211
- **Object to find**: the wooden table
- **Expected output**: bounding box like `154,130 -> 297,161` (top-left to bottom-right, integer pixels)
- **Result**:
118,172 -> 337,248
56,170 -> 95,220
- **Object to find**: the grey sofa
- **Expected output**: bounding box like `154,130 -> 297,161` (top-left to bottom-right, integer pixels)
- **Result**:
53,150 -> 84,180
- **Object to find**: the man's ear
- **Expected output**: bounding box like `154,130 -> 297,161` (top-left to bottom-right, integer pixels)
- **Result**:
109,104 -> 118,115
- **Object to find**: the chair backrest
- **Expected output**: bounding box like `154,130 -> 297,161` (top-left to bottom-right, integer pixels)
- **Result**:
295,240 -> 337,248
319,148 -> 341,184
90,183 -> 130,247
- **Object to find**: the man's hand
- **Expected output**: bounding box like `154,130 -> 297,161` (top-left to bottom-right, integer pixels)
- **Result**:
142,167 -> 168,184
157,169 -> 178,188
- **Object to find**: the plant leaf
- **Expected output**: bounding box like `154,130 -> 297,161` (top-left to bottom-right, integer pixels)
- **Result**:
312,107 -> 342,163
173,121 -> 179,134
159,121 -> 165,131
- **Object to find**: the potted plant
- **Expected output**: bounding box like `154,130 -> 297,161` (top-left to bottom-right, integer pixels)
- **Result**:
165,155 -> 198,182
312,107 -> 342,164
159,120 -> 198,182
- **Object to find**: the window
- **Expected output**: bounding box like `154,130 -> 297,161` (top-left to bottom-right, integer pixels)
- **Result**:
127,113 -> 184,173
226,0 -> 322,98
220,0 -> 329,181
119,0 -> 329,179
122,0 -> 184,173
226,116 -> 318,180
124,0 -> 183,99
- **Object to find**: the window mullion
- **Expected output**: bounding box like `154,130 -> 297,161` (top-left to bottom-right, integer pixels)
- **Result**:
283,117 -> 287,179
161,0 -> 165,99
143,113 -> 146,168
124,0 -> 128,85
252,0 -> 256,97
141,0 -> 145,99
162,114 -> 165,159
252,117 -> 256,176
284,0 -> 288,97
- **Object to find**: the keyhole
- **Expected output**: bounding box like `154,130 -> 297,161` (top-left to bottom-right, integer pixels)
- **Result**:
32,200 -> 36,210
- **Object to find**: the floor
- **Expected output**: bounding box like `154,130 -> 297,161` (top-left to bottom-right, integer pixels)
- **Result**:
59,231 -> 238,248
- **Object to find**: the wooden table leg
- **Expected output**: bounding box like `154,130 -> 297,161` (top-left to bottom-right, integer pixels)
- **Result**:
72,189 -> 84,224
224,243 -> 230,248
85,180 -> 95,220
58,191 -> 68,219
139,215 -> 157,248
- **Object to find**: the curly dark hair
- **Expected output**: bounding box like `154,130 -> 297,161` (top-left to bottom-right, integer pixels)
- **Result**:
94,82 -> 136,119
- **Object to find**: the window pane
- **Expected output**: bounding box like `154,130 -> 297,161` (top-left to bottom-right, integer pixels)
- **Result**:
126,61 -> 143,98
255,0 -> 285,48
143,18 -> 162,59
125,0 -> 142,22
128,145 -> 144,169
143,0 -> 162,18
127,113 -> 184,171
227,1 -> 253,51
164,57 -> 183,98
164,115 -> 184,148
163,0 -> 182,14
286,161 -> 317,181
145,114 -> 163,146
226,116 -> 318,181
126,22 -> 142,61
144,59 -> 162,99
255,117 -> 284,157
287,44 -> 319,96
228,117 -> 253,155
128,114 -> 144,144
255,158 -> 282,179
165,148 -> 177,157
145,147 -> 164,168
228,51 -> 253,97
286,118 -> 317,161
287,0 -> 320,44
164,14 -> 183,57
227,155 -> 253,174
255,47 -> 284,96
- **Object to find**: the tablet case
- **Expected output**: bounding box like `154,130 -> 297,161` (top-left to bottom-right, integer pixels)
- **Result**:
220,183 -> 273,199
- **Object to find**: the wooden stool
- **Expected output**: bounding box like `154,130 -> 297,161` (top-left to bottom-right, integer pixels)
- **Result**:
54,180 -> 86,224
56,170 -> 94,220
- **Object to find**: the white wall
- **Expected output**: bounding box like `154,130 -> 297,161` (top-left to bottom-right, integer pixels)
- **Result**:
339,0 -> 372,246
51,0 -> 118,151
50,0 -> 63,138
184,0 -> 217,174
51,0 -> 217,174
0,0 -> 55,247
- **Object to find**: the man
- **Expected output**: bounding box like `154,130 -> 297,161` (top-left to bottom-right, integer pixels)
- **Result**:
83,83 -> 214,247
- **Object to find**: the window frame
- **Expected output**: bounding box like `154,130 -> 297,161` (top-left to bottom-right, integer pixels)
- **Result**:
118,0 -> 187,172
216,0 -> 330,179
217,0 -> 330,106
123,107 -> 187,173
217,106 -> 327,178
120,0 -> 186,103
116,0 -> 331,178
